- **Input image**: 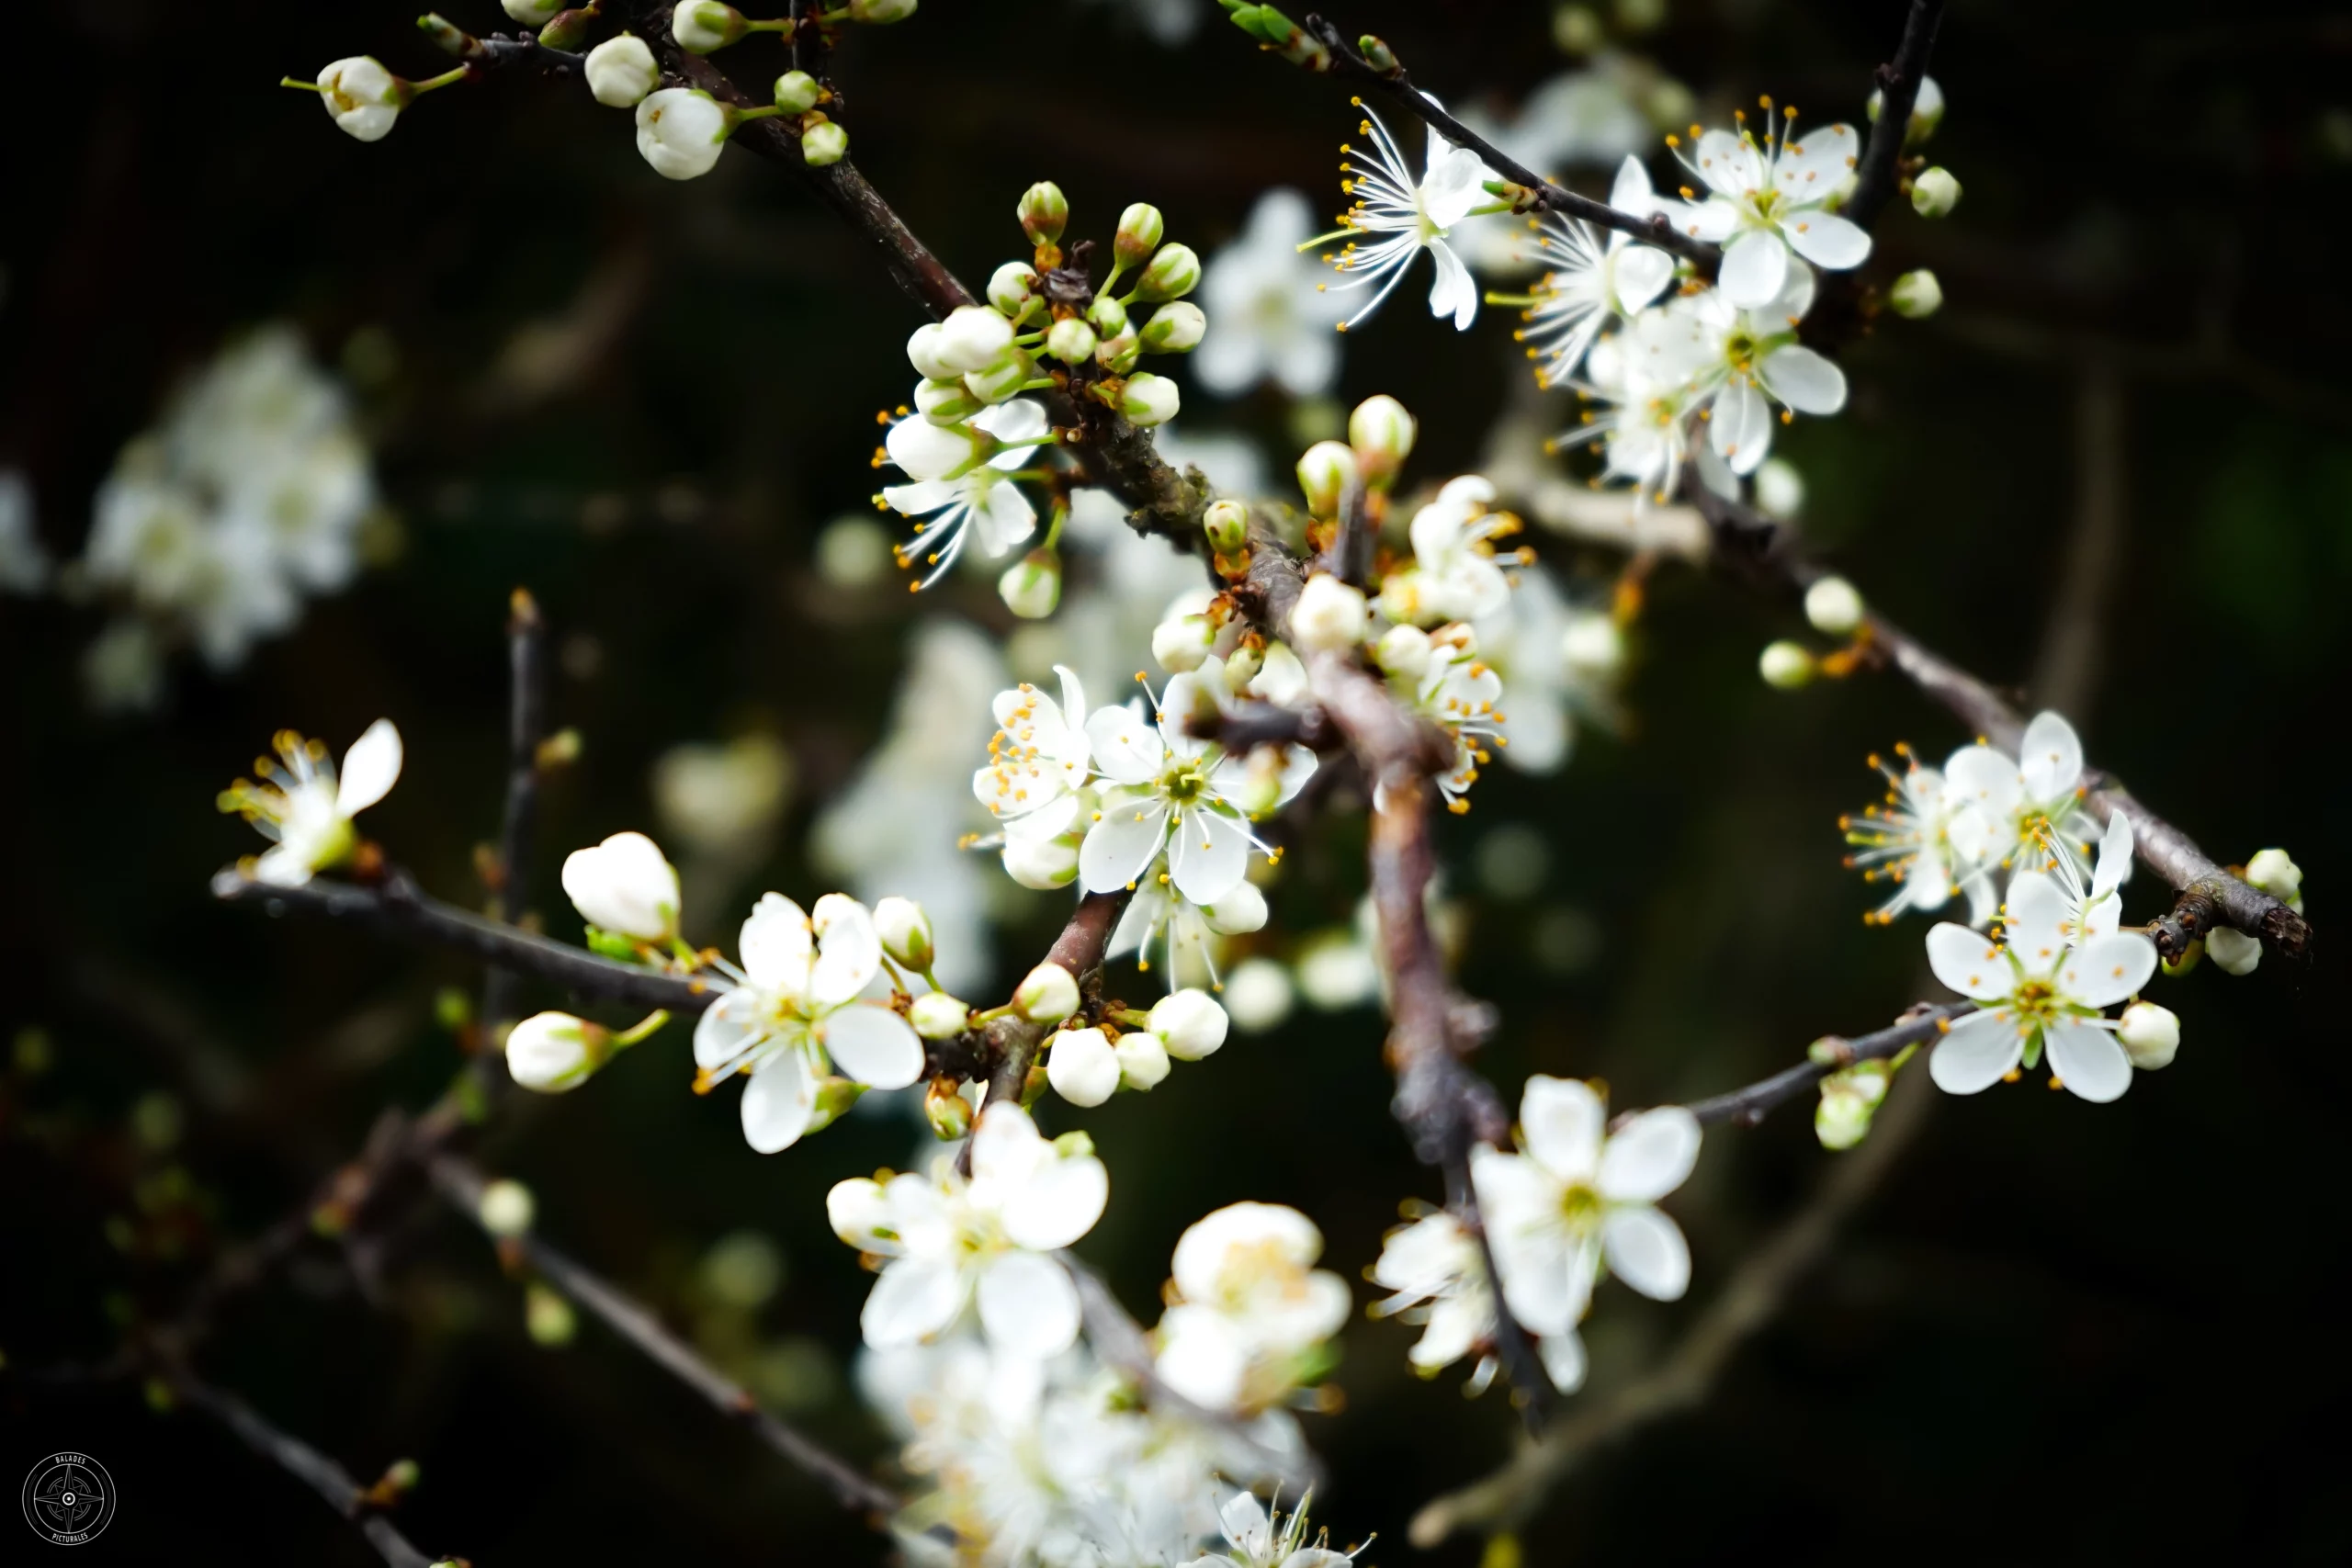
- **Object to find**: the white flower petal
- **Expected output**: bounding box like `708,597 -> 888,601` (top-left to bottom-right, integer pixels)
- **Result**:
1000,1150 -> 1109,1252
1928,1010 -> 2023,1095
1426,237 -> 1479,332
2018,710 -> 2084,800
879,479 -> 956,517
1084,703 -> 1165,784
1078,797 -> 1170,895
1785,209 -> 1871,270
1168,807 -> 1252,906
1597,1107 -> 1702,1202
1600,1205 -> 1690,1301
738,892 -> 813,996
1539,1326 -> 1588,1393
1611,244 -> 1675,314
1942,744 -> 2024,815
2045,1020 -> 2132,1103
1927,922 -> 2012,1001
976,1251 -> 1082,1359
1772,123 -> 1859,198
1718,229 -> 1789,309
335,719 -> 402,814
2091,811 -> 2135,899
1692,130 -> 1761,198
808,892 -> 881,1008
974,479 -> 1037,558
692,987 -> 764,1070
1519,1076 -> 1605,1183
820,1003 -> 924,1089
1758,344 -> 1848,416
860,1255 -> 966,1348
2058,932 -> 2157,1010
2004,872 -> 2072,976
740,1047 -> 817,1154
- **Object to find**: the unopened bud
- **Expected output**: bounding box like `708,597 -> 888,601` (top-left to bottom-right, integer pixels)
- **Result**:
506,1011 -> 613,1093
1119,373 -> 1181,426
914,375 -> 984,426
1148,987 -> 1229,1060
1046,1025 -> 1121,1106
988,261 -> 1038,317
963,347 -> 1036,407
1204,498 -> 1250,555
1114,1029 -> 1171,1090
421,14 -> 477,55
1554,4 -> 1604,54
526,1282 -> 576,1346
585,32 -> 661,107
906,322 -> 956,381
1095,329 -> 1142,375
909,991 -> 970,1040
873,896 -> 935,972
800,119 -> 848,167
2205,926 -> 2260,976
500,0 -> 561,19
1114,202 -> 1166,265
2117,1002 -> 2181,1070
935,304 -> 1016,375
1003,831 -> 1080,890
1888,268 -> 1943,319
1045,315 -> 1099,365
1376,622 -> 1432,681
2245,848 -> 2302,908
1152,612 -> 1217,673
1869,75 -> 1944,144
1138,301 -> 1206,354
1134,243 -> 1202,302
1754,457 -> 1804,520
1348,394 -> 1417,486
1910,166 -> 1962,218
538,6 -> 600,50
1758,639 -> 1815,689
1291,572 -> 1369,654
1087,295 -> 1131,337
804,1075 -> 866,1135
848,0 -> 917,21
1560,611 -> 1626,684
998,548 -> 1063,618
672,1 -> 748,53
1018,181 -> 1069,244
1295,440 -> 1357,517
1804,576 -> 1865,636
773,69 -> 820,113
1358,34 -> 1397,72
478,1179 -> 537,1237
1013,962 -> 1080,1023
924,1077 -> 975,1140
1815,1062 -> 1891,1151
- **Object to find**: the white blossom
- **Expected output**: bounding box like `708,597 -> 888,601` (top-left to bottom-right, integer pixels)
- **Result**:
1321,98 -> 1497,332
1685,265 -> 1849,475
584,33 -> 661,108
561,830 -> 682,943
882,399 -> 1050,587
635,88 -> 733,180
1155,1202 -> 1351,1416
1046,1025 -> 1122,1107
1369,1211 -> 1528,1390
313,57 -> 404,142
1374,476 -> 1524,626
1185,1489 -> 1363,1568
1840,747 -> 1990,925
219,719 -> 402,887
505,1011 -> 610,1093
1521,156 -> 1677,386
1941,711 -> 2103,885
1670,105 -> 1871,307
1195,188 -> 1350,398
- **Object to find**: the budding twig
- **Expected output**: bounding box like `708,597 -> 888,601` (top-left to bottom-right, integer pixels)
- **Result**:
1843,0 -> 1950,231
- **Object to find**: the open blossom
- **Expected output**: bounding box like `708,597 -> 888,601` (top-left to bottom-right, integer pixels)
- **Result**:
1941,711 -> 2102,880
1473,1077 -> 1702,1343
1195,187 -> 1351,398
1686,264 -> 1847,474
1925,869 -> 2158,1103
974,665 -> 1092,849
1841,745 -> 1993,926
1321,98 -> 1496,332
881,399 -> 1050,587
1394,628 -> 1506,812
1670,103 -> 1870,307
693,892 -> 925,1152
1370,1211 -> 1508,1388
829,1102 -> 1108,1359
1187,1490 -> 1363,1568
1553,310 -> 1713,505
218,719 -> 402,886
1374,476 -> 1526,626
1156,1202 -> 1351,1416
1521,155 -> 1678,386
2047,811 -> 2134,946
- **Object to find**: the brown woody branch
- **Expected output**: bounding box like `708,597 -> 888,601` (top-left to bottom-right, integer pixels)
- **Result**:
1681,1000 -> 1973,1128
1843,0 -> 1950,231
429,1153 -> 901,1519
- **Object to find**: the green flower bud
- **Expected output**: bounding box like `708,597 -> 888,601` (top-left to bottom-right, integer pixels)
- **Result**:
1203,498 -> 1250,555
1018,181 -> 1069,244
1759,639 -> 1815,689
1910,166 -> 1961,218
988,261 -> 1038,316
1045,315 -> 1099,365
1888,268 -> 1943,319
1087,294 -> 1130,337
774,70 -> 820,114
1138,301 -> 1205,354
1114,203 -> 1165,265
1134,242 -> 1202,302
801,119 -> 848,167
998,547 -> 1062,618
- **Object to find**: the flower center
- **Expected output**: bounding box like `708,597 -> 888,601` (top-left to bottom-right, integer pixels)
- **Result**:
1558,1181 -> 1603,1229
1159,757 -> 1212,807
2008,977 -> 2063,1026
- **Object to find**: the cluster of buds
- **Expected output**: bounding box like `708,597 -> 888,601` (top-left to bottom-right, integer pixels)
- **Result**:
1009,183 -> 1204,422
1759,575 -> 1871,690
1218,1 -> 1333,70
1045,988 -> 1230,1107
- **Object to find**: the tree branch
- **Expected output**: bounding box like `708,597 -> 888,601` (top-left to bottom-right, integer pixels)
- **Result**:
1843,0 -> 1949,231
481,587 -> 550,1032
1682,1001 -> 1973,1129
429,1153 -> 901,1519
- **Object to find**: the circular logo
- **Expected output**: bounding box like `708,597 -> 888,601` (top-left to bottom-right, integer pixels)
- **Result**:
22,1453 -> 116,1545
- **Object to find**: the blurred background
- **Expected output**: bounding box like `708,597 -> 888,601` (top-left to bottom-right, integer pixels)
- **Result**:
4,0 -> 2347,1561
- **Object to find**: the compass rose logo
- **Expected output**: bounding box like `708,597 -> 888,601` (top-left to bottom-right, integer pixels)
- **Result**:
22,1453 -> 117,1545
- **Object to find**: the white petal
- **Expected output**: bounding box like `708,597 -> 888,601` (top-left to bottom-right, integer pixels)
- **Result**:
973,397 -> 1050,446
1771,123 -> 1859,198
1784,209 -> 1871,270
808,892 -> 881,1008
1220,1490 -> 1272,1555
1608,153 -> 1657,215
1597,1107 -> 1702,1202
2018,710 -> 2084,800
738,892 -> 813,996
1519,1076 -> 1605,1183
1426,238 -> 1479,332
2058,932 -> 2157,1010
1600,1205 -> 1690,1301
1692,130 -> 1761,197
1928,1010 -> 2023,1095
1718,229 -> 1789,309
860,1256 -> 966,1348
740,1048 -> 816,1153
879,479 -> 956,517
1488,1227 -> 1580,1337
692,987 -> 764,1070
827,1178 -> 898,1253
1943,744 -> 2024,814
1168,807 -> 1252,906
1084,703 -> 1165,785
1611,244 -> 1674,314
974,479 -> 1037,558
1712,378 -> 1772,473
1758,344 -> 1848,415
968,1101 -> 1046,1188
335,719 -> 402,814
976,1252 -> 1082,1359
2004,872 -> 2072,976
999,1150 -> 1109,1252
1539,1327 -> 1588,1393
2091,811 -> 2135,899
1078,797 -> 1170,895
2045,1020 -> 2132,1103
820,1003 -> 925,1089
1927,922 -> 2012,1002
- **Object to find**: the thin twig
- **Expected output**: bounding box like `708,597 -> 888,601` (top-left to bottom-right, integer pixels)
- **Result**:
481,588 -> 550,1032
1682,1001 -> 1973,1128
1842,0 -> 1949,231
429,1154 -> 901,1518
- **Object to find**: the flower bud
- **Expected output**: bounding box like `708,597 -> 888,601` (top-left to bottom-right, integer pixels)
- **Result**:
914,375 -> 985,426
906,322 -> 958,380
801,119 -> 848,167
505,1011 -> 614,1093
586,34 -> 661,108
419,13 -> 474,54
1754,457 -> 1804,520
479,1178 -> 537,1237
2205,926 -> 2260,976
1018,181 -> 1069,244
1003,831 -> 1080,889
503,0 -> 563,21
1148,988 -> 1229,1061
1045,315 -> 1099,365
1223,641 -> 1264,687
1561,611 -> 1626,684
1803,576 -> 1864,637
538,6 -> 600,49
773,69 -> 820,114
849,0 -> 918,22
1203,878 -> 1269,936
314,57 -> 405,143
1295,440 -> 1357,517
1758,639 -> 1815,689
1247,640 -> 1309,705
1114,1029 -> 1171,1090
526,1281 -> 577,1345
988,261 -> 1038,317
873,896 -> 935,972
1888,268 -> 1943,319
909,991 -> 971,1040
2117,1002 -> 2181,1070
1087,295 -> 1131,338
999,548 -> 1063,619
1114,203 -> 1166,265
1138,302 -> 1206,354
1291,572 -> 1369,654
964,347 -> 1036,406
924,1077 -> 975,1140
1815,1063 -> 1891,1151
672,1 -> 748,53
1869,75 -> 1944,144
1152,612 -> 1216,673
1119,373 -> 1181,426
1046,1025 -> 1120,1106
935,304 -> 1017,375
1094,329 -> 1142,375
1348,394 -> 1418,487
1203,498 -> 1250,555
1014,962 -> 1080,1023
804,1075 -> 866,1135
636,88 -> 733,181
1223,957 -> 1295,1032
1376,622 -> 1432,681
1910,166 -> 1962,218
1135,243 -> 1203,302
562,831 -> 681,942
2245,848 -> 2302,907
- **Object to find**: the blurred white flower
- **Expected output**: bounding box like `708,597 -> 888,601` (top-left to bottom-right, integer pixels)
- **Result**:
1195,188 -> 1350,399
1155,1201 -> 1350,1416
218,718 -> 402,887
